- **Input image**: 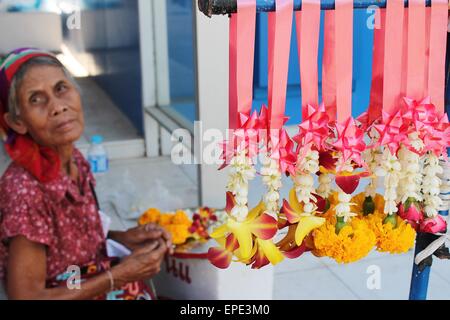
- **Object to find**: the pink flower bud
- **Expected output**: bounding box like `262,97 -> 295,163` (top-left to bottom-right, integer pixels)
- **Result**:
398,201 -> 424,228
420,215 -> 447,234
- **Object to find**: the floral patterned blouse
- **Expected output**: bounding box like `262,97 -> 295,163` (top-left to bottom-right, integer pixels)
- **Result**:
0,148 -> 106,282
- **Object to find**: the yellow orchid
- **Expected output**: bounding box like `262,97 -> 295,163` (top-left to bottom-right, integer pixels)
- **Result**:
209,192 -> 278,261
249,238 -> 285,269
280,189 -> 326,246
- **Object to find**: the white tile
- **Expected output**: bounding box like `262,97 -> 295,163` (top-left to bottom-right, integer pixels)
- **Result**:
325,252 -> 450,300
275,252 -> 328,274
274,267 -> 359,300
427,271 -> 450,300
431,257 -> 450,284
326,256 -> 412,299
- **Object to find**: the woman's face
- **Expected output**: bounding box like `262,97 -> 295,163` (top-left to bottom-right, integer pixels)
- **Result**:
14,64 -> 84,148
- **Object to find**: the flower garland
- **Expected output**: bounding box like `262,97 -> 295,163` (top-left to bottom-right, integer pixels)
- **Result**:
317,173 -> 332,200
226,150 -> 256,222
293,149 -> 319,204
397,141 -> 424,227
363,146 -> 381,200
421,152 -> 447,233
261,153 -> 282,218
375,148 -> 402,223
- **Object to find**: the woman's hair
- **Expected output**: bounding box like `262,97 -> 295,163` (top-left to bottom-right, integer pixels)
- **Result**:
8,56 -> 80,120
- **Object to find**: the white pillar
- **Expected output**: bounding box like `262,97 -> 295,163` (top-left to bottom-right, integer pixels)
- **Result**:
194,2 -> 229,208
138,0 -> 159,157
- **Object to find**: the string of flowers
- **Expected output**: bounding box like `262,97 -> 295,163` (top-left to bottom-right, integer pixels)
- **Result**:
421,152 -> 445,226
226,150 -> 256,222
375,148 -> 402,225
261,153 -> 282,218
397,136 -> 424,228
294,150 -> 319,203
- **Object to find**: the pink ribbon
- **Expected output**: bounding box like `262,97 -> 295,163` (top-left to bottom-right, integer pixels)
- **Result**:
427,0 -> 447,113
366,8 -> 385,126
295,0 -> 320,119
403,97 -> 450,157
334,117 -> 366,170
219,108 -> 266,168
293,103 -> 331,153
229,0 -> 256,129
374,110 -> 409,155
267,0 -> 293,130
322,11 -> 337,121
382,0 -> 405,113
268,128 -> 297,176
334,0 -> 353,122
322,0 -> 354,122
406,0 -> 426,101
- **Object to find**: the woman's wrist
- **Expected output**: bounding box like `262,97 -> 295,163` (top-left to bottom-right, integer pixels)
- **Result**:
110,264 -> 129,289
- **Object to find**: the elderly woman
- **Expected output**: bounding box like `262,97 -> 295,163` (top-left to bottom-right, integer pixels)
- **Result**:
0,48 -> 173,300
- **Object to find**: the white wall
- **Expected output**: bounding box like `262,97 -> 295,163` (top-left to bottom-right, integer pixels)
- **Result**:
0,12 -> 63,54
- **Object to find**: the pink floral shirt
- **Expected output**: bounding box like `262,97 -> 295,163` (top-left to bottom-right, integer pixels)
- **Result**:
0,148 -> 106,282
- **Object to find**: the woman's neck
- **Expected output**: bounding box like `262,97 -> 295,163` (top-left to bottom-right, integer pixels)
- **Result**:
55,144 -> 75,175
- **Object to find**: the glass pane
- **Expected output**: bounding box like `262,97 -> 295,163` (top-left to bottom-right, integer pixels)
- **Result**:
163,0 -> 197,128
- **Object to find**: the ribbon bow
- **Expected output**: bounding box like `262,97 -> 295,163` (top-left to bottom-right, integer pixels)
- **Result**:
293,103 -> 332,154
374,109 -> 408,155
403,97 -> 450,157
334,117 -> 366,170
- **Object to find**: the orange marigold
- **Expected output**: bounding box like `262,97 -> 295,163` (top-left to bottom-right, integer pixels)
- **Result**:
165,224 -> 191,245
352,193 -> 416,254
159,214 -> 174,227
172,210 -> 192,226
312,218 -> 376,264
366,213 -> 416,254
138,208 -> 161,226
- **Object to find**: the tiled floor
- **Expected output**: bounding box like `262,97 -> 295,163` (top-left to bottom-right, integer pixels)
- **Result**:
274,250 -> 450,300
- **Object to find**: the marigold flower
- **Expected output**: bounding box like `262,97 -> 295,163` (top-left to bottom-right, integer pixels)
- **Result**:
172,210 -> 192,226
312,218 -> 376,264
138,208 -> 161,226
352,193 -> 416,254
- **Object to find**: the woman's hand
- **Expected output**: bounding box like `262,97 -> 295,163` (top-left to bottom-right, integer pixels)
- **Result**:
111,239 -> 168,286
109,224 -> 173,255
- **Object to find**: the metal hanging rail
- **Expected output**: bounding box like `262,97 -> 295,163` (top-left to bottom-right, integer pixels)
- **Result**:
198,0 -> 434,17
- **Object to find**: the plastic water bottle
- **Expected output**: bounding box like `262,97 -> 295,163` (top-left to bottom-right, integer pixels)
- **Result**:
88,136 -> 109,204
88,135 -> 109,175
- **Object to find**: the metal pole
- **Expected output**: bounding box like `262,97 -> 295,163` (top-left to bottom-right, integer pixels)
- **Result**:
409,32 -> 450,301
198,0 -> 434,16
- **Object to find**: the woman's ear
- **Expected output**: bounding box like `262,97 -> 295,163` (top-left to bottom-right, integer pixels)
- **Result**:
3,112 -> 28,135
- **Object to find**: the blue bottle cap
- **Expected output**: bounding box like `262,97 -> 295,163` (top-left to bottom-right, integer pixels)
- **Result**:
91,135 -> 104,144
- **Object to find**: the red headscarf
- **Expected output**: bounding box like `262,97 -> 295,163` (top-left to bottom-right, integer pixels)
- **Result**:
0,48 -> 61,183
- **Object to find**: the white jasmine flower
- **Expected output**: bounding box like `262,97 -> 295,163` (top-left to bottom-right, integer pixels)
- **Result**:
317,173 -> 332,198
421,152 -> 444,218
231,205 -> 249,222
